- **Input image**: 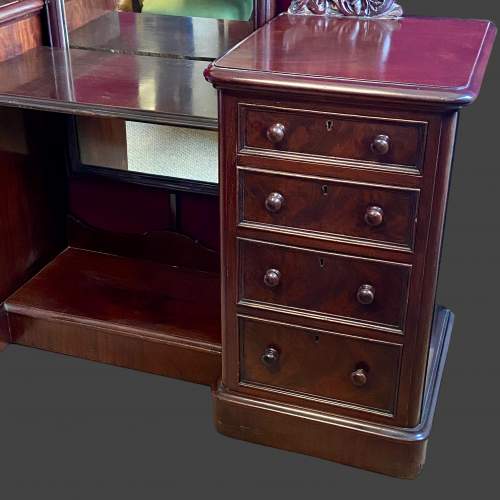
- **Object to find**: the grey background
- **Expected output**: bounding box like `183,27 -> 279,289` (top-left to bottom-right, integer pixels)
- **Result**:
0,0 -> 498,497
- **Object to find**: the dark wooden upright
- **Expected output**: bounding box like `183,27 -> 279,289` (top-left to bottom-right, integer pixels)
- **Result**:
206,14 -> 496,478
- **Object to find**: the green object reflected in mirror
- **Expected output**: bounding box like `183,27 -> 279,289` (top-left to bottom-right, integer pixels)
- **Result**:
120,0 -> 254,20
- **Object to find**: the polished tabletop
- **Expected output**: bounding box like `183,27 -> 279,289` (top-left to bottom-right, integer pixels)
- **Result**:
0,46 -> 217,127
210,14 -> 497,105
69,11 -> 254,61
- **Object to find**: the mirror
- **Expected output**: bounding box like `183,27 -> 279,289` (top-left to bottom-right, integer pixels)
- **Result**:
65,0 -> 256,58
116,0 -> 254,20
75,117 -> 218,191
57,1 -> 259,192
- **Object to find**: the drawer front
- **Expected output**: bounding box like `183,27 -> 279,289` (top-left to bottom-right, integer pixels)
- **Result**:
240,106 -> 426,170
239,239 -> 410,332
239,169 -> 419,250
239,317 -> 402,414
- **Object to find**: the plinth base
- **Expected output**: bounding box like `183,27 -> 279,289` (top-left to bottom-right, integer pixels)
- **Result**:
213,307 -> 454,479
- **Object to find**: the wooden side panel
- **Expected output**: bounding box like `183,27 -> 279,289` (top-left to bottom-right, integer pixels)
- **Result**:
0,109 -> 67,342
77,116 -> 128,169
0,14 -> 43,62
0,2 -> 45,345
65,0 -> 117,32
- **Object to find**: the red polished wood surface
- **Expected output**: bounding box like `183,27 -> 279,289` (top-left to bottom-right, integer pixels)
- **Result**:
65,0 -> 117,32
68,176 -> 220,251
238,168 -> 419,251
0,0 -> 43,24
6,247 -> 221,347
0,0 -> 43,62
4,246 -> 222,384
0,111 -> 66,301
241,104 -> 426,168
239,238 -> 411,331
0,109 -> 67,344
208,14 -> 497,106
215,307 -> 453,479
208,13 -> 497,441
239,316 -> 402,414
68,216 -> 219,273
69,11 -> 253,61
0,47 -> 217,127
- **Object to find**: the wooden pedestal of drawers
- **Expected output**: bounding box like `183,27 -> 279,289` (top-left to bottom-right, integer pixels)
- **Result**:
206,15 -> 496,477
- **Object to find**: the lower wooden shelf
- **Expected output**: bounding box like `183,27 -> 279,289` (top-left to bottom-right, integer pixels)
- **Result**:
3,247 -> 222,385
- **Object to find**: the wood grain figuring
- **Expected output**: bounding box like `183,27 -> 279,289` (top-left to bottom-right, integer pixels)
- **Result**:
240,104 -> 426,170
0,3 -> 493,477
210,13 -> 495,474
217,90 -> 448,429
6,247 -> 221,346
207,15 -> 497,107
239,316 -> 402,414
0,109 -> 67,344
65,0 -> 117,32
0,111 -> 66,303
239,238 -> 410,332
216,388 -> 426,477
69,11 -> 254,61
0,11 -> 42,62
8,313 -> 221,385
4,247 -> 222,384
0,0 -> 43,25
77,116 -> 128,169
215,307 -> 453,479
238,168 -> 419,251
0,47 -> 218,128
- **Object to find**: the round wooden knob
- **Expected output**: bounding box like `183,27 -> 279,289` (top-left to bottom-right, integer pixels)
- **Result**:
351,368 -> 368,387
264,268 -> 281,288
357,284 -> 375,305
371,134 -> 390,155
364,206 -> 384,227
266,123 -> 286,144
261,346 -> 280,368
265,192 -> 285,213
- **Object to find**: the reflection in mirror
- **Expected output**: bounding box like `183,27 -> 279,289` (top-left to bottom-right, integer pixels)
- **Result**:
65,0 -> 255,25
118,0 -> 254,20
62,1 -> 255,190
76,117 -> 218,186
65,0 -> 255,61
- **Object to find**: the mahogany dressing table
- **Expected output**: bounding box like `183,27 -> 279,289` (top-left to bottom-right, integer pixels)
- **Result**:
0,0 -> 495,478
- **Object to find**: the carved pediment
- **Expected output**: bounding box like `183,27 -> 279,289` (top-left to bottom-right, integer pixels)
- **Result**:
288,0 -> 403,18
